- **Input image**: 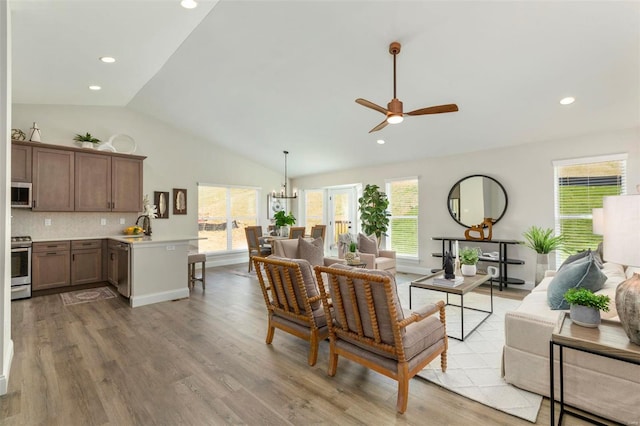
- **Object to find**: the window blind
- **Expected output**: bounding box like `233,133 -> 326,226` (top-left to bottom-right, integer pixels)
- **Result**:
386,178 -> 419,257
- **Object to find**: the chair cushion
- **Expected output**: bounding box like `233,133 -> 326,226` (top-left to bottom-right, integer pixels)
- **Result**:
268,256 -> 321,311
547,252 -> 607,310
298,236 -> 324,267
358,233 -> 379,257
403,315 -> 445,361
375,256 -> 396,271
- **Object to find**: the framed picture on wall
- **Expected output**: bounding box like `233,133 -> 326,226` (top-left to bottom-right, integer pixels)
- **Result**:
154,191 -> 170,219
173,188 -> 187,215
267,194 -> 286,219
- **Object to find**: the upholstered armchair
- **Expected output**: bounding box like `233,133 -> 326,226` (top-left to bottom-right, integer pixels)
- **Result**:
314,264 -> 447,413
337,233 -> 396,274
253,256 -> 329,366
272,238 -> 344,267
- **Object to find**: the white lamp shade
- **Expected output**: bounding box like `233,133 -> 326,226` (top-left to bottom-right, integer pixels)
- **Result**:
592,208 -> 604,235
603,195 -> 640,267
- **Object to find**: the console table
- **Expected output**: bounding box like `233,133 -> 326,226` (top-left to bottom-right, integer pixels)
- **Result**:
432,237 -> 524,291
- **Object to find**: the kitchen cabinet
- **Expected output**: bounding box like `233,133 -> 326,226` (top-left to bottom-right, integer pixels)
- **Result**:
11,144 -> 32,182
32,241 -> 71,290
71,240 -> 103,285
32,147 -> 75,211
111,157 -> 143,212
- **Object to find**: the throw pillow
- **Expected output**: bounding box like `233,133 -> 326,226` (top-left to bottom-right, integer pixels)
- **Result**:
358,233 -> 379,257
547,252 -> 607,310
298,236 -> 324,267
558,249 -> 592,271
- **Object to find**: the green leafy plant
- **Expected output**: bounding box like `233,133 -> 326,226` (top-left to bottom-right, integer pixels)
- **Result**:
523,226 -> 565,254
349,242 -> 357,253
563,288 -> 610,312
73,132 -> 101,144
459,247 -> 480,265
273,211 -> 296,227
358,184 -> 390,244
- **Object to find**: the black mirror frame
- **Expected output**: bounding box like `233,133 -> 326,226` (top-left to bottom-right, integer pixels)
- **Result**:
447,174 -> 508,228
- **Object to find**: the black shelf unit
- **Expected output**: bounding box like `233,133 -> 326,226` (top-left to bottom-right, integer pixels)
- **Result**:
432,237 -> 525,291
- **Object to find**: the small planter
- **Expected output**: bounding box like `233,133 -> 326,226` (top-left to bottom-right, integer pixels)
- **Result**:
461,264 -> 476,276
82,142 -> 96,149
570,304 -> 601,328
276,225 -> 290,237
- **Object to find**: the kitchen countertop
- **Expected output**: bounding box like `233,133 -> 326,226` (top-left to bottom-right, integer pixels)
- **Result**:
33,235 -> 201,244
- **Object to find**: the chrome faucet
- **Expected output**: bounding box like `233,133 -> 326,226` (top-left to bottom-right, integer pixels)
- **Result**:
136,215 -> 152,236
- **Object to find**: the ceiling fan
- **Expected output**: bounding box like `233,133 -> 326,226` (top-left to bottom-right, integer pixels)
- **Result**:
356,42 -> 459,133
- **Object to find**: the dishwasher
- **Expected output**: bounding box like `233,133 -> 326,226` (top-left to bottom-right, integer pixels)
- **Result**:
109,241 -> 131,297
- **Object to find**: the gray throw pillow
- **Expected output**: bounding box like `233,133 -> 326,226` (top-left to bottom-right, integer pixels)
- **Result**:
559,249 -> 603,270
547,253 -> 607,310
298,236 -> 324,267
358,233 -> 379,257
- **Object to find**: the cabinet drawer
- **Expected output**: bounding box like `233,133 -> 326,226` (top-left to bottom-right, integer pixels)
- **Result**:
72,239 -> 102,250
33,241 -> 71,252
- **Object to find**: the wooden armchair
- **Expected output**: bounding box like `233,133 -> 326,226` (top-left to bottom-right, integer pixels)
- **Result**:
289,226 -> 306,239
253,256 -> 329,366
310,224 -> 326,240
314,264 -> 447,413
245,226 -> 271,272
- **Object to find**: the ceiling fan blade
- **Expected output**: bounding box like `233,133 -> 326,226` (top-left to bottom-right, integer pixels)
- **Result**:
368,119 -> 389,133
356,98 -> 389,115
406,104 -> 459,116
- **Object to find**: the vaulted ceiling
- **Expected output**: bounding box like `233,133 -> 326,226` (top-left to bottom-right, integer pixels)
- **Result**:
10,1 -> 640,177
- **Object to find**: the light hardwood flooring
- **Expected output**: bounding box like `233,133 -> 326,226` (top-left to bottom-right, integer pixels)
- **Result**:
1,266 -> 597,425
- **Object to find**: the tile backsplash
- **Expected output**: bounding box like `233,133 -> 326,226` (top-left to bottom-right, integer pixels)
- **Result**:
11,209 -> 139,240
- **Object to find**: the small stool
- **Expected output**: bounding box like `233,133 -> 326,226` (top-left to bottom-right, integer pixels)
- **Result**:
188,252 -> 206,290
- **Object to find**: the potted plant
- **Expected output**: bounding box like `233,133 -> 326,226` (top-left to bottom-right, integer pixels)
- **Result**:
459,247 -> 481,276
273,211 -> 296,237
358,184 -> 390,246
523,226 -> 565,285
73,132 -> 101,149
563,287 -> 610,328
345,242 -> 360,265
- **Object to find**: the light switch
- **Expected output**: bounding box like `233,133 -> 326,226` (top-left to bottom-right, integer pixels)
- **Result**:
166,245 -> 175,251
44,218 -> 51,226
100,218 -> 107,226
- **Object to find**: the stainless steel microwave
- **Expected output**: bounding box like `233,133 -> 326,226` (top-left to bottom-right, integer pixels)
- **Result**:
11,182 -> 32,208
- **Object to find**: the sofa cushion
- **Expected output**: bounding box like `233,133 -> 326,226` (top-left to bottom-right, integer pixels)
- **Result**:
375,256 -> 396,271
298,236 -> 324,267
626,266 -> 640,279
559,248 -> 602,270
358,233 -> 379,257
547,253 -> 607,310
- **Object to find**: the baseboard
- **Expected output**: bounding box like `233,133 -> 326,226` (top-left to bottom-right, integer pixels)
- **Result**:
130,287 -> 190,308
0,339 -> 14,395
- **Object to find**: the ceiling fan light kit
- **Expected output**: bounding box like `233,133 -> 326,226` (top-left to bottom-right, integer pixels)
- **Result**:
356,42 -> 459,133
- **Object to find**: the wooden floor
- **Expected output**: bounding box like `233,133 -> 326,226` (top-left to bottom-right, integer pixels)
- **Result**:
1,265 -> 594,425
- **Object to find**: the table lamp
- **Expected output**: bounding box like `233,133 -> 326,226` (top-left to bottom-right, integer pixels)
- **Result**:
603,194 -> 640,344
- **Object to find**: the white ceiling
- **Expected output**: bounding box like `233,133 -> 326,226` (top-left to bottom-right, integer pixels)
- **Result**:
11,1 -> 640,178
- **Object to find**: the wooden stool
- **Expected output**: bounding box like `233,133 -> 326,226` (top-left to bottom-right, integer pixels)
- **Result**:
188,252 -> 206,290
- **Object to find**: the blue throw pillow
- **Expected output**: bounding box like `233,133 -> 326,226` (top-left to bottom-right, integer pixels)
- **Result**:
547,253 -> 607,310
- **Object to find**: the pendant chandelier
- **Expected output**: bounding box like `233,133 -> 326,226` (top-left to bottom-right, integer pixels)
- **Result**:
272,150 -> 297,199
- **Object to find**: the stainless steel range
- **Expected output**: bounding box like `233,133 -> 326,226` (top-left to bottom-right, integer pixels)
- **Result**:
10,236 -> 32,300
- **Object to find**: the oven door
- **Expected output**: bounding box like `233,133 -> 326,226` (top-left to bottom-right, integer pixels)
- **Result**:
11,246 -> 31,285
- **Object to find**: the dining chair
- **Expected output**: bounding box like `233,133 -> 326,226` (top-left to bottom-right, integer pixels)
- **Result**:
245,226 -> 271,272
289,226 -> 306,239
310,224 -> 326,240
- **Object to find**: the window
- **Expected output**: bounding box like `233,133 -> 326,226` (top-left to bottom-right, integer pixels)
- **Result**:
386,178 -> 419,257
304,189 -> 324,230
198,184 -> 259,252
553,154 -> 627,264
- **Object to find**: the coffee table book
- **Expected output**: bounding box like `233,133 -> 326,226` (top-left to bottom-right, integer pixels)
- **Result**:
433,275 -> 464,287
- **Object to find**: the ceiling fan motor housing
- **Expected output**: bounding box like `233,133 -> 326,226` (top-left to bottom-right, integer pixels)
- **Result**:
388,98 -> 403,115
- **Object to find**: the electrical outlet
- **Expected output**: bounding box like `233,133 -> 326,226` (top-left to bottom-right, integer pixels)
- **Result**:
44,218 -> 51,226
166,245 -> 175,251
100,218 -> 107,226
120,218 -> 126,225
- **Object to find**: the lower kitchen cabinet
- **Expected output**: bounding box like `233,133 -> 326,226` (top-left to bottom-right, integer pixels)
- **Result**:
71,240 -> 103,285
32,241 -> 71,290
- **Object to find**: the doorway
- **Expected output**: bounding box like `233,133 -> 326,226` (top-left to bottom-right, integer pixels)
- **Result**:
327,187 -> 358,253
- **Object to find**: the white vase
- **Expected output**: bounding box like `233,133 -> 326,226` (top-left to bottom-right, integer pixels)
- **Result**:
82,141 -> 95,149
535,253 -> 549,285
29,122 -> 41,142
461,264 -> 476,276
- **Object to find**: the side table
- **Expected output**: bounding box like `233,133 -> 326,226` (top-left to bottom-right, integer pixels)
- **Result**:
549,313 -> 640,425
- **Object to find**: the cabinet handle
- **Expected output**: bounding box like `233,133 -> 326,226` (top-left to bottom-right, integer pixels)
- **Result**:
72,254 -> 75,261
33,200 -> 36,208
82,243 -> 91,246
46,252 -> 57,255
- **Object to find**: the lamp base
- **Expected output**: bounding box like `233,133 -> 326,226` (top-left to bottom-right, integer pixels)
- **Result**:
616,273 -> 640,345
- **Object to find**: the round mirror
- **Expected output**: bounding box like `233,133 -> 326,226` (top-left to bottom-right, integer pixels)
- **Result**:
447,175 -> 508,228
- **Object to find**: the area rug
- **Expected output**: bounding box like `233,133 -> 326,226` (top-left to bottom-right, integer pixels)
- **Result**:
409,290 -> 542,422
60,287 -> 117,306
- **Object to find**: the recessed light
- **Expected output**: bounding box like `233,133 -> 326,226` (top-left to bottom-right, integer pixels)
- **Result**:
560,96 -> 575,105
377,139 -> 385,145
99,56 -> 116,63
180,0 -> 198,9
89,85 -> 102,91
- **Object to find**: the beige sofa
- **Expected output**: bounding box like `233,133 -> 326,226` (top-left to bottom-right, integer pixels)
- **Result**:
272,238 -> 344,267
503,262 -> 640,424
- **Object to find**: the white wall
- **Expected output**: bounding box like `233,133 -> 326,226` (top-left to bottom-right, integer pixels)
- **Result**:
292,127 -> 640,285
11,104 -> 285,241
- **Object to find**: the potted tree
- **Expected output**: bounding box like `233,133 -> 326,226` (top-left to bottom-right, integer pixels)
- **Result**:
459,247 -> 481,276
358,184 -> 390,247
73,132 -> 101,149
273,211 -> 296,237
523,226 -> 565,285
563,287 -> 610,328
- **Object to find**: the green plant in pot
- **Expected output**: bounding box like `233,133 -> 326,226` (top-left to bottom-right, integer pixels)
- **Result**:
459,247 -> 481,276
564,287 -> 610,328
345,242 -> 360,265
523,226 -> 565,285
73,132 -> 101,148
273,211 -> 296,237
358,184 -> 390,247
